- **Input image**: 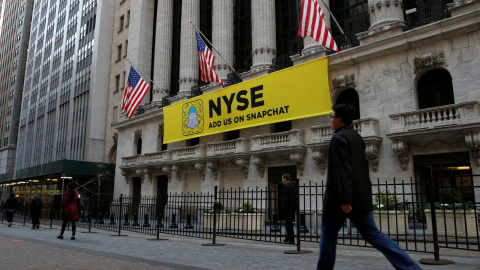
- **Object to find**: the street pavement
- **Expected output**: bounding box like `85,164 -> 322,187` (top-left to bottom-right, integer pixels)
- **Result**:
0,219 -> 479,270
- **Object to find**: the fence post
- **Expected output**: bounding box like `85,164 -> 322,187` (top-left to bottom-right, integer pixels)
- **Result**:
23,198 -> 27,226
185,213 -> 193,229
109,214 -> 115,225
143,213 -> 151,227
419,167 -> 454,265
202,186 -> 225,246
117,194 -> 124,236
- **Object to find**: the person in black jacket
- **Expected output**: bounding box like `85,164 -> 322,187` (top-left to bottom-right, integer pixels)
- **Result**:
282,173 -> 296,244
30,194 -> 43,229
317,104 -> 421,270
3,193 -> 18,227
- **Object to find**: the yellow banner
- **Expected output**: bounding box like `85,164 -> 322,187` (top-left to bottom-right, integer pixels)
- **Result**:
163,56 -> 332,143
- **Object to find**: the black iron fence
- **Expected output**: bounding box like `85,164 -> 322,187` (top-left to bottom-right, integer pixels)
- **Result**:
4,176 -> 480,254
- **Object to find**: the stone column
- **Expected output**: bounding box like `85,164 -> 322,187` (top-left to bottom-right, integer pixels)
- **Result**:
301,1 -> 332,54
152,0 -> 174,103
128,0 -> 155,102
250,0 -> 276,72
368,0 -> 404,31
212,0 -> 234,82
358,0 -> 404,44
178,0 -> 200,95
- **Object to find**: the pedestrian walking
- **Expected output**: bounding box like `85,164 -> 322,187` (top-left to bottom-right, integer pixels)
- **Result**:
317,104 -> 421,270
282,173 -> 296,244
57,182 -> 79,240
3,193 -> 18,227
30,194 -> 43,229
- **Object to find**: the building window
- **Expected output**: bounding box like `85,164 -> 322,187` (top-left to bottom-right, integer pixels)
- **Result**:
417,69 -> 454,109
119,15 -> 124,32
274,121 -> 292,133
115,74 -> 120,92
126,10 -> 130,27
170,1 -> 182,96
123,71 -> 127,87
335,88 -> 360,120
136,137 -> 142,155
275,0 -> 303,57
124,40 -> 128,58
188,137 -> 199,147
117,44 -> 122,61
234,0 -> 252,71
330,0 -> 369,50
225,130 -> 240,141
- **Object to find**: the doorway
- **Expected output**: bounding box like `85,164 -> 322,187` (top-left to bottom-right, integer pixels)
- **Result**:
131,177 -> 142,214
156,175 -> 169,219
268,165 -> 297,221
414,152 -> 473,203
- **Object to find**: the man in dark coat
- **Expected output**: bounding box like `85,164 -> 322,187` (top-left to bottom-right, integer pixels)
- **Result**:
282,173 -> 296,244
30,194 -> 43,229
3,193 -> 18,227
317,104 -> 421,270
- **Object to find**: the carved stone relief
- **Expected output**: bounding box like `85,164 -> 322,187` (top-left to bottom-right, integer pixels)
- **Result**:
236,157 -> 249,178
465,132 -> 480,166
391,140 -> 409,170
172,164 -> 182,181
311,149 -> 327,175
413,52 -> 447,74
194,162 -> 206,181
409,138 -> 467,153
113,133 -> 118,144
252,156 -> 266,178
207,161 -> 219,180
332,74 -> 356,92
134,129 -> 142,140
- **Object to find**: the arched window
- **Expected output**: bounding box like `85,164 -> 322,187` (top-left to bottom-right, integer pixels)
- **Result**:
136,137 -> 142,155
417,69 -> 454,109
335,88 -> 360,120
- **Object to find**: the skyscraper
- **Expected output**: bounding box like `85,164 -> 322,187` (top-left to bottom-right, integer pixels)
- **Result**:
0,0 -> 33,175
12,0 -> 115,186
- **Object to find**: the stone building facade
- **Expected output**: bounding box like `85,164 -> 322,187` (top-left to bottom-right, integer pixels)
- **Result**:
112,0 -> 480,207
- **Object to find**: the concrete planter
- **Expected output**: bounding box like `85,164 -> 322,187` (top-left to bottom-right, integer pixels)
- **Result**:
424,209 -> 479,238
202,213 -> 230,230
373,210 -> 409,235
231,213 -> 263,231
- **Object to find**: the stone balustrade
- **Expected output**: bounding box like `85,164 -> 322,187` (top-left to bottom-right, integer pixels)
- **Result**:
144,151 -> 172,164
251,129 -> 304,152
207,138 -> 249,157
171,145 -> 206,161
310,118 -> 380,144
121,155 -> 145,167
389,101 -> 480,133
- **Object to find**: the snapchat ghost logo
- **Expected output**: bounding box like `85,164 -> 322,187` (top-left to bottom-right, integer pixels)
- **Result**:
182,100 -> 204,136
186,107 -> 199,129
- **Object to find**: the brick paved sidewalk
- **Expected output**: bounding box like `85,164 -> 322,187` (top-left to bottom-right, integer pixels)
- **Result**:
0,220 -> 479,269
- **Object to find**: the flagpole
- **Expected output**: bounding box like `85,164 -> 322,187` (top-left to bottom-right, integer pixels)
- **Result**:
190,21 -> 242,82
319,0 -> 344,35
126,58 -> 169,97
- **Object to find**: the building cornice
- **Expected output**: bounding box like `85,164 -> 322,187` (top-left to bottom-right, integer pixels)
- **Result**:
329,9 -> 480,70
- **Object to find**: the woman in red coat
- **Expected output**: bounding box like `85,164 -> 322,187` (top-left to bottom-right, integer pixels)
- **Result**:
57,182 -> 79,240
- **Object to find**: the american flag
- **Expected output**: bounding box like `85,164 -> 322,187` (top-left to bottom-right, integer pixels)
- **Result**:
122,66 -> 151,118
195,31 -> 224,87
298,0 -> 339,53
